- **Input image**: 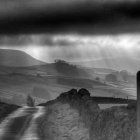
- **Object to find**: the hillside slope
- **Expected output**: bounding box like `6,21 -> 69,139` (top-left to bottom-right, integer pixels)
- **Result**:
72,57 -> 140,74
14,60 -> 91,79
0,102 -> 20,123
0,49 -> 45,67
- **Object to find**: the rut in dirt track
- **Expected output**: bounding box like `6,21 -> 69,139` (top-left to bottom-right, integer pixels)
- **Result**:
0,106 -> 45,140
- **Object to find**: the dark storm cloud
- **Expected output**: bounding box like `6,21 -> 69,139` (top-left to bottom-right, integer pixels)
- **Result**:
0,35 -> 76,47
0,35 -> 32,46
0,0 -> 140,35
40,35 -> 75,47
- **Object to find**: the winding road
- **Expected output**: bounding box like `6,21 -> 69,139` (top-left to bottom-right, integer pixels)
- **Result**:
0,106 -> 45,140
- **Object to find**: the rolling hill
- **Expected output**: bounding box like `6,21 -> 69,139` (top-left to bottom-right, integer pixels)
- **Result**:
0,49 -> 92,79
0,49 -> 136,106
0,49 -> 45,67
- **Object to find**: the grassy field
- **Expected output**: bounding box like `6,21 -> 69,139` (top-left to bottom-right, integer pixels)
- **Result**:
0,71 -> 136,106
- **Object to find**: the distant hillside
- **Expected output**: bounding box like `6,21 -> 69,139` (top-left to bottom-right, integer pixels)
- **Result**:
14,60 -> 91,79
72,57 -> 140,74
0,49 -> 45,67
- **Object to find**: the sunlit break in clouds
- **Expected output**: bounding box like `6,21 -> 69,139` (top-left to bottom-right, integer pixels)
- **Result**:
0,33 -> 140,74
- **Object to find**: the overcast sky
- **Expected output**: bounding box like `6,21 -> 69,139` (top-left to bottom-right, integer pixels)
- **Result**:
0,0 -> 139,35
0,0 -> 140,73
0,0 -> 137,17
0,34 -> 140,63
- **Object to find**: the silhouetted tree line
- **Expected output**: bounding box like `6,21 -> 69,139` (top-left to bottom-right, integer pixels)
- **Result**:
54,60 -> 79,76
91,96 -> 135,104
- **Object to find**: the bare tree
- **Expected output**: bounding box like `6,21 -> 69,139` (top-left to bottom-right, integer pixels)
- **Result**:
26,95 -> 35,107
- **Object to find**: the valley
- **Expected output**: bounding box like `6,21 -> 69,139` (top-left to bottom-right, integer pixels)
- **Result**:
0,49 -> 136,107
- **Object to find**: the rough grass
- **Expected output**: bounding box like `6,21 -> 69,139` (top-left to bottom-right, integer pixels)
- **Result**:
37,102 -> 90,140
0,102 -> 20,123
37,89 -> 136,140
